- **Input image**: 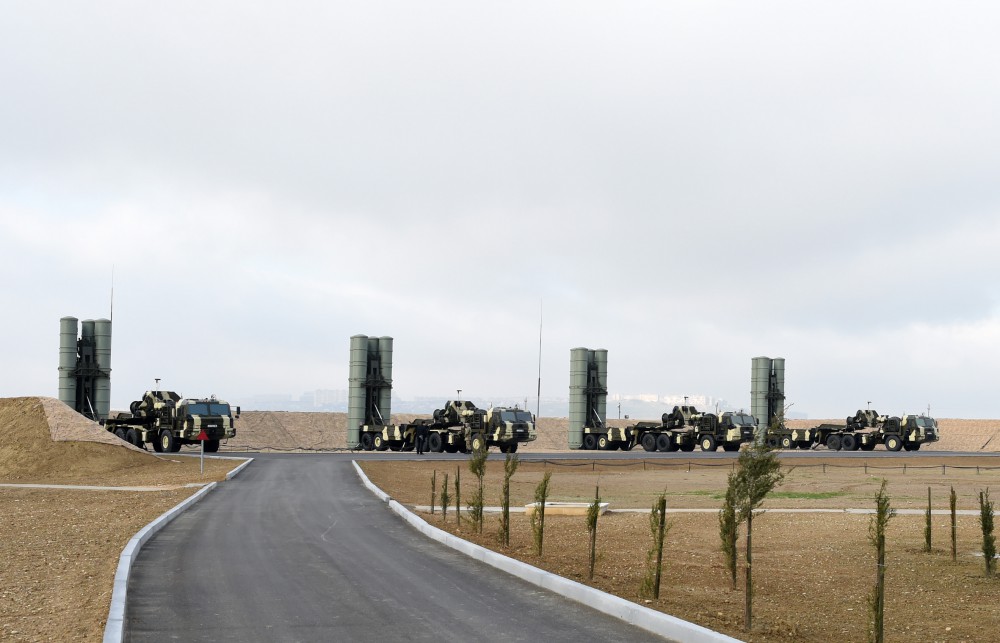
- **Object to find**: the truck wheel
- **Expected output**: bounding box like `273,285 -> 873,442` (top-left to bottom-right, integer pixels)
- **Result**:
680,442 -> 695,452
582,434 -> 598,450
885,435 -> 902,452
373,435 -> 388,451
152,436 -> 164,453
798,441 -> 811,450
158,430 -> 177,453
826,434 -> 842,451
910,443 -> 921,451
471,434 -> 486,452
700,435 -> 717,452
723,443 -> 740,452
389,443 -> 402,452
125,429 -> 139,447
841,434 -> 857,451
444,443 -> 458,453
114,428 -> 127,441
656,433 -> 671,452
360,433 -> 374,451
204,439 -> 220,453
860,442 -> 876,451
427,432 -> 444,453
597,435 -> 610,450
779,436 -> 792,449
641,433 -> 657,452
766,435 -> 780,449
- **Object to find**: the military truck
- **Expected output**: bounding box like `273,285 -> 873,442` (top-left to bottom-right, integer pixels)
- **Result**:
104,390 -> 238,453
625,406 -> 754,453
768,409 -> 940,451
423,400 -> 536,454
360,400 -> 536,454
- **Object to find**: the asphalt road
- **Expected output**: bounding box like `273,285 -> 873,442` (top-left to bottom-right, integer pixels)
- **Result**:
125,454 -> 670,642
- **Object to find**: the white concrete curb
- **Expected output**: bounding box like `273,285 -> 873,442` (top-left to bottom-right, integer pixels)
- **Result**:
102,457 -> 254,643
352,460 -> 739,643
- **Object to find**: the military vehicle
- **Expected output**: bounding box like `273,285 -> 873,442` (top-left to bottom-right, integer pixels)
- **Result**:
624,405 -> 754,452
767,409 -> 940,451
104,390 -> 239,453
360,400 -> 537,454
429,400 -> 536,454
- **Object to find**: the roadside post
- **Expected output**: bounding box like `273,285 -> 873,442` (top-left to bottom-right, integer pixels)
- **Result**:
196,429 -> 208,474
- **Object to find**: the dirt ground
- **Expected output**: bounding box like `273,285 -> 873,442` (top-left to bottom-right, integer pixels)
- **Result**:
3,395 -> 999,642
361,457 -> 1000,642
0,397 -> 247,642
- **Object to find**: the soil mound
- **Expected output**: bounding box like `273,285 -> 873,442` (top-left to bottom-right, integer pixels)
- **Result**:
0,397 -> 155,482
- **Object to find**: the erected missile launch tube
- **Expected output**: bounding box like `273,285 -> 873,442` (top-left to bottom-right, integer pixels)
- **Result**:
568,347 -> 589,449
58,317 -> 79,408
347,335 -> 369,449
93,318 -> 112,422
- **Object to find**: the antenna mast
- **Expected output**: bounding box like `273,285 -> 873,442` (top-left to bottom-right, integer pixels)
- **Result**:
536,300 -> 542,419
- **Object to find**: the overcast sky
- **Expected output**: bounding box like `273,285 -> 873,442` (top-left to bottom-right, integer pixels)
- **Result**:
3,1 -> 999,418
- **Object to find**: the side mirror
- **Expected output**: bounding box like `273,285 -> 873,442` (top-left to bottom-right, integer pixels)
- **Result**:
235,406 -> 241,419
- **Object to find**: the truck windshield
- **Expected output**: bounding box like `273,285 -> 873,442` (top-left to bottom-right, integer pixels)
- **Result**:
500,410 -> 533,423
914,416 -> 937,429
186,403 -> 231,416
730,414 -> 755,426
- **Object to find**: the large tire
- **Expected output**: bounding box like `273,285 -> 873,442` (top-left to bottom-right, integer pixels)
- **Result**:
700,435 -> 717,452
656,433 -> 671,452
373,434 -> 388,451
444,443 -> 458,453
680,442 -> 695,452
798,441 -> 812,450
766,435 -> 780,449
885,435 -> 903,452
501,442 -> 519,454
389,443 -> 402,452
428,432 -> 444,453
114,428 -> 127,441
152,434 -> 164,453
780,435 -> 793,449
826,434 -> 842,451
581,434 -> 597,450
841,434 -> 857,451
471,434 -> 486,452
723,443 -> 740,452
360,433 -> 374,451
641,433 -> 657,452
125,428 -> 140,447
911,442 -> 921,451
158,430 -> 177,453
598,435 -> 613,450
204,439 -> 220,453
860,442 -> 877,451
620,441 -> 634,451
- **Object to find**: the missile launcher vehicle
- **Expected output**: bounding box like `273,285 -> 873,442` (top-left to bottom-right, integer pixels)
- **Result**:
104,390 -> 239,453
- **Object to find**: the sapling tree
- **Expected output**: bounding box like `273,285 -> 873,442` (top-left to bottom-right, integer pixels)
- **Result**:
497,453 -> 519,547
950,486 -> 957,562
531,472 -> 552,556
640,493 -> 669,600
733,441 -> 784,632
719,474 -> 739,589
468,443 -> 489,534
440,473 -> 450,522
455,466 -> 461,525
586,484 -> 601,581
924,486 -> 932,552
980,488 -> 996,577
868,479 -> 894,643
430,470 -> 436,515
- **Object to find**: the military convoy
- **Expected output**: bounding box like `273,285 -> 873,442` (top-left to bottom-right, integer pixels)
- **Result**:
359,400 -> 537,454
766,409 -> 940,452
104,390 -> 239,453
